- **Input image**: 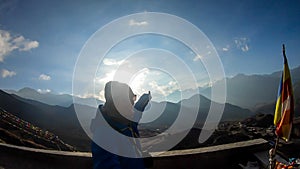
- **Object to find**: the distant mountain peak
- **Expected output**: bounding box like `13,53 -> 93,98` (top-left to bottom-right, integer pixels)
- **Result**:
17,87 -> 40,96
18,87 -> 39,94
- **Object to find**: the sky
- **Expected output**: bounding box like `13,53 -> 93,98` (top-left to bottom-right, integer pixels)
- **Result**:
0,0 -> 300,102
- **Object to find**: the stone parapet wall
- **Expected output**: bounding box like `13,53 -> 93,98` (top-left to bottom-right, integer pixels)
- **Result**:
150,139 -> 269,169
0,139 -> 269,169
0,143 -> 92,169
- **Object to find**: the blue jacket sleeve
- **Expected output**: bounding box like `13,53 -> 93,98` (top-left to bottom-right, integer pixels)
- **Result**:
132,92 -> 151,137
134,92 -> 151,122
134,92 -> 151,112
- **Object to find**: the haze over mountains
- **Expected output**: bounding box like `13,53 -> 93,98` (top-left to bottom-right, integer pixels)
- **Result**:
5,87 -> 103,108
3,66 -> 300,126
201,66 -> 300,110
3,65 -> 300,127
5,65 -> 300,112
1,66 -> 299,151
0,89 -> 252,151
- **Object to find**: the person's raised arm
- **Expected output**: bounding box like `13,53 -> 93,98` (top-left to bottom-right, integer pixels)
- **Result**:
133,91 -> 151,122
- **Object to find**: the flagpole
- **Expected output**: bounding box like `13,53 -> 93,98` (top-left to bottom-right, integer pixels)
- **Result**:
271,136 -> 280,169
274,135 -> 280,153
269,137 -> 279,169
269,44 -> 286,169
282,44 -> 287,61
273,44 -> 286,153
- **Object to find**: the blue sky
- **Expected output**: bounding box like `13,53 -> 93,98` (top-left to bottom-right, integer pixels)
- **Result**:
0,0 -> 300,102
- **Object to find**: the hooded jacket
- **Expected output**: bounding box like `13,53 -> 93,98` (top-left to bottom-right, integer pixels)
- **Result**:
90,92 -> 151,169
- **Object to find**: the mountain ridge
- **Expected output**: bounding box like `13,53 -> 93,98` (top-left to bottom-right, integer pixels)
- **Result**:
0,89 -> 93,151
5,87 -> 103,108
201,65 -> 300,109
0,89 -> 253,151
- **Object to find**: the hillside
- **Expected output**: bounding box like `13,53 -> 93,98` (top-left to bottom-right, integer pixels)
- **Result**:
0,107 -> 75,151
0,90 -> 93,151
1,87 -> 299,156
0,89 -> 254,151
140,94 -> 253,132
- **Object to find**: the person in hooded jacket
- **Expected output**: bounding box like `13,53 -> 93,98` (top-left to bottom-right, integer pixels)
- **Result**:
90,81 -> 151,169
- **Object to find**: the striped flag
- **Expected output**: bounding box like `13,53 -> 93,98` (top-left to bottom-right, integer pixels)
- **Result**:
274,45 -> 294,142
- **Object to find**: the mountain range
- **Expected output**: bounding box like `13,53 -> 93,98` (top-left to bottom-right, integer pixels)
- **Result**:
1,66 -> 299,151
5,65 -> 300,111
0,90 -> 93,151
0,88 -> 254,151
5,87 -> 103,108
201,66 -> 300,110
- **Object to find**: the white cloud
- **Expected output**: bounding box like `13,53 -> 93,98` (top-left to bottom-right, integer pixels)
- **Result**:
98,90 -> 105,101
242,45 -> 249,52
192,50 -> 213,61
0,30 -> 15,62
222,44 -> 231,52
74,91 -> 103,102
39,74 -> 51,81
222,47 -> 229,51
76,92 -> 95,99
0,30 -> 39,62
37,89 -> 51,94
129,19 -> 148,26
20,39 -> 39,51
234,37 -> 250,52
102,58 -> 124,66
149,80 -> 179,96
222,45 -> 230,52
193,54 -> 203,61
94,70 -> 117,84
129,68 -> 150,94
1,69 -> 16,78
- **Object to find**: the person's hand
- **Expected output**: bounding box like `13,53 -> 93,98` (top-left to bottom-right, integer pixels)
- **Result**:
134,91 -> 151,112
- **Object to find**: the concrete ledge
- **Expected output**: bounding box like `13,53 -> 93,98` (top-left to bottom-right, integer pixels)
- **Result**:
0,143 -> 92,169
150,139 -> 269,169
152,138 -> 268,157
0,139 -> 269,169
0,143 -> 91,157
